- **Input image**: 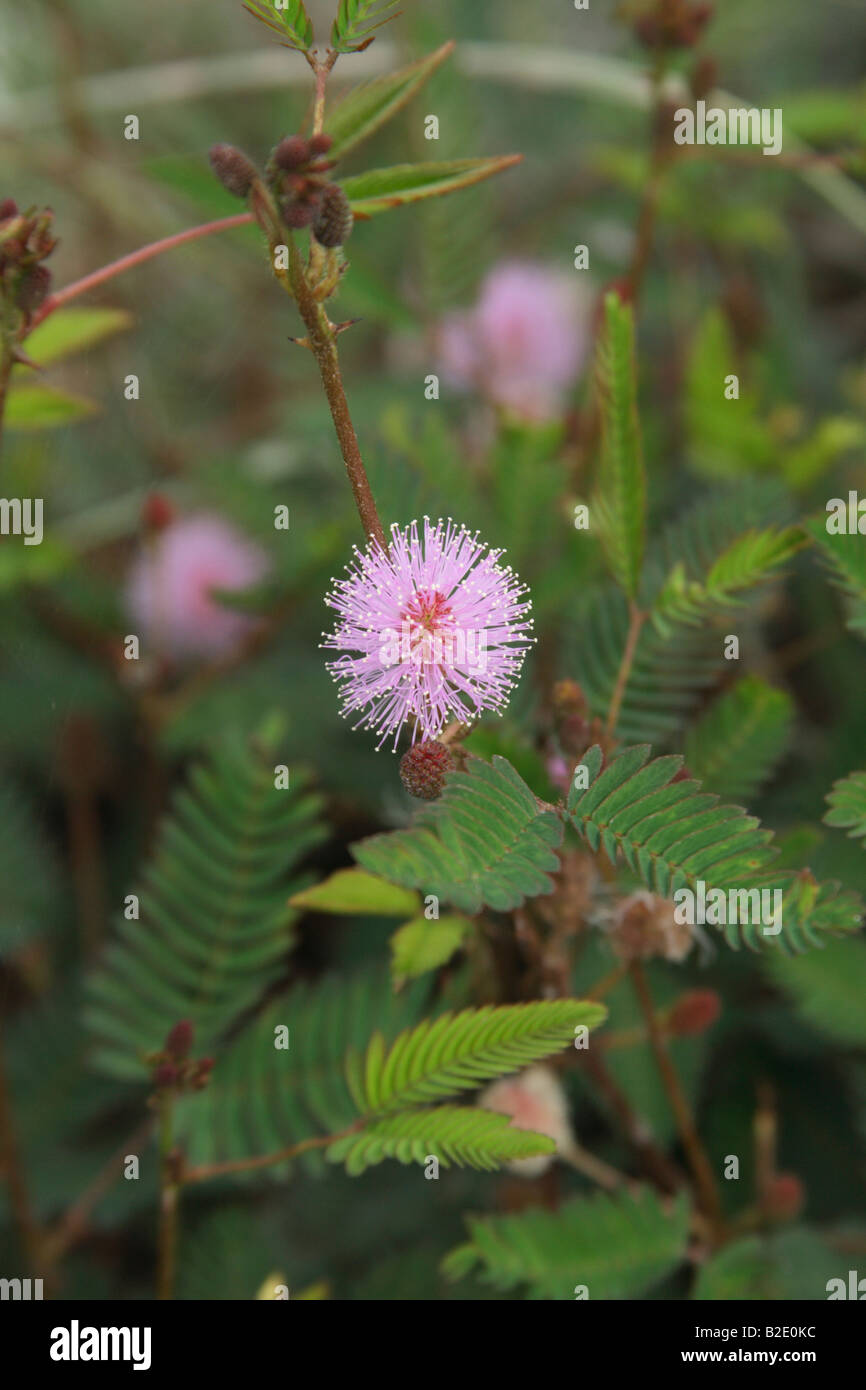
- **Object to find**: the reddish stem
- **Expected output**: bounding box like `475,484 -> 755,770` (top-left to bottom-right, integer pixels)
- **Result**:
31,213 -> 254,327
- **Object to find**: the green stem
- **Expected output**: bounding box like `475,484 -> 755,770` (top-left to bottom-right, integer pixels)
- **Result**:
0,341 -> 13,465
156,1096 -> 179,1301
605,601 -> 645,739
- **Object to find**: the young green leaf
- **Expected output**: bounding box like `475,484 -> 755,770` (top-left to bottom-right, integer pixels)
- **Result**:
341,156 -> 521,218
18,307 -> 132,369
331,0 -> 401,54
651,526 -> 803,638
290,867 -> 421,916
593,292 -> 646,599
344,999 -> 606,1115
352,755 -> 563,914
5,383 -> 99,430
243,0 -> 313,51
389,915 -> 471,982
325,44 -> 454,161
805,516 -> 866,638
825,769 -> 866,846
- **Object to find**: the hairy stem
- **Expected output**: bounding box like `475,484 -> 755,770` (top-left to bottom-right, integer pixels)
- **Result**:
605,601 -> 645,738
630,962 -> 723,1233
289,240 -> 387,550
30,213 -> 254,329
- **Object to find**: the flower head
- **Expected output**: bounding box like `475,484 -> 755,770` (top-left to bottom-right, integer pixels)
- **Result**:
126,514 -> 269,660
480,1066 -> 574,1177
437,261 -> 587,420
322,517 -> 533,750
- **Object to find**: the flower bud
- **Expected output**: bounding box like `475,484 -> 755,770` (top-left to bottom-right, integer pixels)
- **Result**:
209,144 -> 257,199
152,1063 -> 178,1089
282,197 -> 318,229
0,198 -> 18,221
312,184 -> 353,248
141,493 -> 175,532
274,135 -> 312,171
308,133 -> 334,157
399,740 -> 453,800
15,265 -> 52,313
480,1066 -> 574,1178
765,1173 -> 805,1220
608,891 -> 693,964
191,1056 -> 216,1090
164,1019 -> 194,1059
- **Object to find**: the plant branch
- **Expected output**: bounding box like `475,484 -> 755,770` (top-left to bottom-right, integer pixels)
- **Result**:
30,213 -> 254,328
42,1117 -> 154,1266
630,962 -> 723,1233
0,1026 -> 42,1270
156,1096 -> 179,1301
183,1122 -> 364,1184
0,341 -> 13,464
605,601 -> 645,738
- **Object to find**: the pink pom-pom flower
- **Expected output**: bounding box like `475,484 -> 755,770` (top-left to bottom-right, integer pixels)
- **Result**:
321,517 -> 534,750
437,261 -> 587,420
126,514 -> 269,660
480,1066 -> 575,1177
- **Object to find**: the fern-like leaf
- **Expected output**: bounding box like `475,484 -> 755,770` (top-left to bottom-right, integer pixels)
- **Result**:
352,755 -> 563,913
243,0 -> 313,50
327,1106 -> 556,1175
684,675 -> 794,800
442,1188 -> 691,1300
807,517 -> 866,637
331,0 -> 401,53
651,526 -> 803,638
825,770 -> 866,845
593,292 -> 646,599
344,999 -> 605,1114
568,744 -> 861,951
86,732 -> 325,1079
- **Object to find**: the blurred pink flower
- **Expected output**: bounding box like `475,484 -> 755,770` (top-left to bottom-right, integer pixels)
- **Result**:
126,514 -> 269,660
480,1065 -> 575,1177
437,261 -> 587,420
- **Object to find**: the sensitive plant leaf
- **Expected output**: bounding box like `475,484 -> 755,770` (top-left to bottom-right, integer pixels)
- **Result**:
327,1106 -> 556,1175
684,676 -> 794,801
290,867 -> 421,916
243,0 -> 313,50
389,915 -> 471,982
343,999 -> 606,1115
325,44 -> 454,161
352,755 -> 564,914
593,292 -> 646,599
806,517 -> 866,638
331,0 -> 401,53
18,307 -> 132,368
85,731 -> 326,1079
5,383 -> 98,430
0,534 -> 72,593
825,769 -> 866,845
567,744 -> 862,952
341,156 -> 521,218
683,308 -> 773,479
651,526 -> 803,638
693,1229 -> 840,1300
443,1189 -> 691,1300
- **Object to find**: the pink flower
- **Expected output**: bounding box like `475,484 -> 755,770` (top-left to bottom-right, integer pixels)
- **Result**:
437,261 -> 587,420
480,1066 -> 575,1177
126,514 -> 269,660
321,517 -> 534,750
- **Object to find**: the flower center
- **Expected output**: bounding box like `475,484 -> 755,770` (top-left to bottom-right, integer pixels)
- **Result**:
401,588 -> 455,659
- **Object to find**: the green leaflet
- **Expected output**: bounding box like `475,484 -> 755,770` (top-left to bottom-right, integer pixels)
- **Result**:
352,755 -> 563,913
694,1229 -> 840,1300
243,0 -> 313,50
593,292 -> 646,599
326,1107 -> 556,1175
767,937 -> 866,1047
443,1188 -> 691,1300
806,517 -> 866,638
18,307 -> 132,369
85,731 -> 326,1079
342,157 -> 521,218
290,867 -> 421,917
825,769 -> 866,845
325,45 -> 454,161
684,675 -> 794,800
331,0 -> 401,53
343,999 -> 606,1115
651,526 -> 804,638
568,744 -> 862,952
5,383 -> 99,430
389,916 -> 471,982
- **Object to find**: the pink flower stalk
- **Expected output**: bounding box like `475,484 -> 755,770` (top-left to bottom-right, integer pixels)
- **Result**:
480,1066 -> 575,1177
437,261 -> 587,420
126,514 -> 269,660
321,517 -> 534,750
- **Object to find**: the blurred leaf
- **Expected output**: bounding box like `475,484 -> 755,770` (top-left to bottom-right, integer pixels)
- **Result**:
806,516 -> 866,638
767,938 -> 866,1047
290,867 -> 421,916
684,676 -> 794,801
593,293 -> 646,599
20,308 -> 132,369
781,416 -> 866,490
651,527 -> 803,639
389,915 -> 471,981
342,157 -> 521,217
326,44 -> 454,160
683,309 -> 773,479
694,1229 -> 839,1300
6,383 -> 98,430
825,769 -> 866,847
0,535 -> 72,593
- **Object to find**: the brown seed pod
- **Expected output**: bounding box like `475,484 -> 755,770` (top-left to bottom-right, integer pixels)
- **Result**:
209,144 -> 257,199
